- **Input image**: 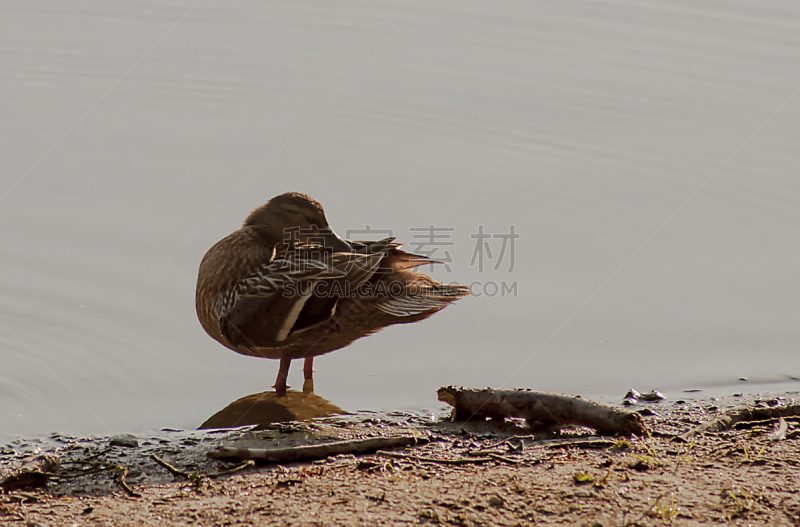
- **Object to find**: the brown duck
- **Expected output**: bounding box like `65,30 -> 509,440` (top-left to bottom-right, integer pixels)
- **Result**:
196,192 -> 468,393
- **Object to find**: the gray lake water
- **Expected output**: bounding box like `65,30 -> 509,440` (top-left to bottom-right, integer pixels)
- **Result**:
2,0 -> 800,445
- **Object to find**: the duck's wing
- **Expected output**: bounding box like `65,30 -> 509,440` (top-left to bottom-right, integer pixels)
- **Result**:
219,257 -> 347,348
220,248 -> 390,348
347,237 -> 401,254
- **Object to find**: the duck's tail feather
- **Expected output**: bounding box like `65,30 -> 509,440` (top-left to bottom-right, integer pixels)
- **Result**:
375,283 -> 469,318
384,247 -> 443,272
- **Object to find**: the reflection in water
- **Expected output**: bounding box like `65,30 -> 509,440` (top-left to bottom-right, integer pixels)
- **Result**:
199,380 -> 345,430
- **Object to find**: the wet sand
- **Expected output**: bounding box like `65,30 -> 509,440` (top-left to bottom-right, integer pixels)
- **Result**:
2,393 -> 799,526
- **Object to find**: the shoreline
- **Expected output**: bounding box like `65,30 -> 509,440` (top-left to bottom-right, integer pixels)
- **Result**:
2,392 -> 799,525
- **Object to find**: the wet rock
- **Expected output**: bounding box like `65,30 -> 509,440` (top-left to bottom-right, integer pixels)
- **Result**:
624,389 -> 641,399
639,391 -> 665,402
624,389 -> 664,404
109,434 -> 139,448
622,389 -> 640,405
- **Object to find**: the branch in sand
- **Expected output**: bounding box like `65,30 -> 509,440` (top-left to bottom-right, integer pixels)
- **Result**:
680,402 -> 800,439
207,434 -> 428,464
437,386 -> 648,437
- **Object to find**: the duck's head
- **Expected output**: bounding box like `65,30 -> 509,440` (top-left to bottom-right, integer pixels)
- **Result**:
245,192 -> 351,252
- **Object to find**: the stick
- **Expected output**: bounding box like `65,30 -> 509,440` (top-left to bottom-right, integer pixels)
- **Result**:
151,454 -> 206,487
151,454 -> 192,479
112,465 -> 141,498
682,403 -> 800,438
207,460 -> 256,478
467,449 -> 506,456
487,453 -> 520,464
437,386 -> 648,436
546,439 -> 618,450
207,434 -> 427,464
376,451 -> 492,465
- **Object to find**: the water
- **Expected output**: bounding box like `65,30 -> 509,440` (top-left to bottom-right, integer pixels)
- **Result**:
2,0 -> 800,445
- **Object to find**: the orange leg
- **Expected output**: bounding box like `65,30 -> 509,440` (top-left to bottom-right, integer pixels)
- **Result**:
273,356 -> 291,395
303,357 -> 314,380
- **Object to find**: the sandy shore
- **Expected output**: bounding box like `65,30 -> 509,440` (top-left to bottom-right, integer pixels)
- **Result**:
2,393 -> 800,526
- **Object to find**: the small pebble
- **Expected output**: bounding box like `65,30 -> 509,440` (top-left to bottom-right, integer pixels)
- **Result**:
109,434 -> 139,448
623,389 -> 641,400
488,495 -> 504,507
639,391 -> 665,402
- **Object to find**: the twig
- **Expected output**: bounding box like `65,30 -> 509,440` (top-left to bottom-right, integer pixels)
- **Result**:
151,454 -> 206,487
487,453 -> 520,464
376,451 -> 492,465
467,449 -> 506,456
546,439 -> 617,450
112,465 -> 140,498
151,454 -> 190,479
207,460 -> 255,478
682,403 -> 800,438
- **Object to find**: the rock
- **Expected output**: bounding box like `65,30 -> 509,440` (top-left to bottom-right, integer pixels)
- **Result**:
639,391 -> 665,402
200,390 -> 344,430
624,389 -> 641,399
488,495 -> 504,507
109,434 -> 139,448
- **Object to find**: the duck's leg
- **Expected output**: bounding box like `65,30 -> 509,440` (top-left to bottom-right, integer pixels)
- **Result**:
303,357 -> 314,380
273,356 -> 291,395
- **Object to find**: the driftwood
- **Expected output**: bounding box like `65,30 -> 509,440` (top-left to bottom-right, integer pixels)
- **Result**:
0,454 -> 60,492
207,435 -> 427,464
681,403 -> 800,439
437,386 -> 647,437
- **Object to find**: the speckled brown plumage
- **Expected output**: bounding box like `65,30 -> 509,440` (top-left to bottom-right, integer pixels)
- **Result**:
195,192 -> 468,393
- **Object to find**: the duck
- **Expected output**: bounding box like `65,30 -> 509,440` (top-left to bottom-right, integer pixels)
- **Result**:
196,192 -> 469,394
